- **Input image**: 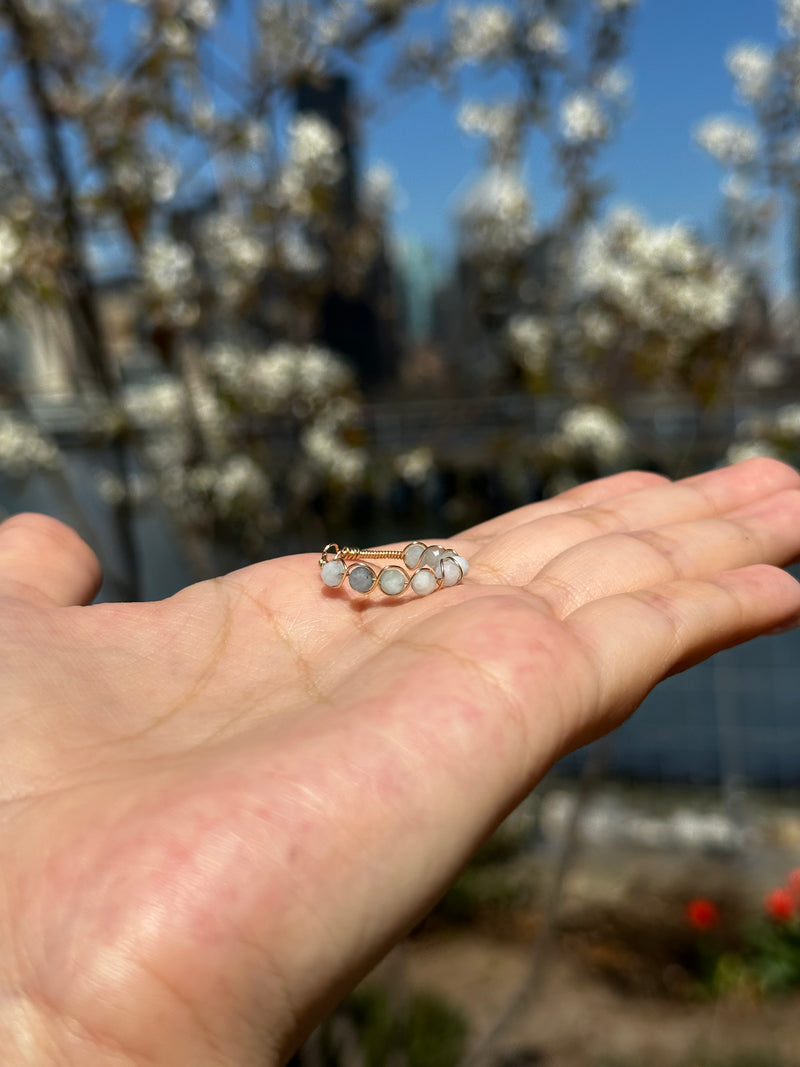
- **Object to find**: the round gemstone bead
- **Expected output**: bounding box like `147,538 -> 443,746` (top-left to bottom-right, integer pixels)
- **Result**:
441,557 -> 463,587
411,569 -> 438,596
348,565 -> 375,593
379,567 -> 407,596
321,560 -> 346,587
404,542 -> 426,569
419,546 -> 444,576
452,554 -> 469,577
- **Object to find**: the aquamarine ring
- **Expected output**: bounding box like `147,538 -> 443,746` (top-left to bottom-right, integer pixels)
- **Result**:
319,541 -> 470,597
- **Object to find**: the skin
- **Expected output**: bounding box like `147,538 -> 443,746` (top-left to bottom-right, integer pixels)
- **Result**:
1,457 -> 800,1065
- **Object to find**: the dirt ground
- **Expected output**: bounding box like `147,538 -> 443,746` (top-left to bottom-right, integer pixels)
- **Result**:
397,811 -> 800,1067
405,931 -> 800,1067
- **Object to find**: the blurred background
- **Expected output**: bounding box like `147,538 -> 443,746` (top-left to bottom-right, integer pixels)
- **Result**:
3,0 -> 800,1063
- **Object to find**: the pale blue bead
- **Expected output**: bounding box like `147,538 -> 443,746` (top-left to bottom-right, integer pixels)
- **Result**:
404,542 -> 425,568
441,557 -> 463,587
321,560 -> 345,587
419,546 -> 444,576
452,554 -> 469,577
349,565 -> 375,593
411,569 -> 438,596
379,567 -> 407,595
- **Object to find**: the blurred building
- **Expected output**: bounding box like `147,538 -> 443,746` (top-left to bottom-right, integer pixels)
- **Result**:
295,73 -> 403,395
432,226 -> 556,394
295,74 -> 358,225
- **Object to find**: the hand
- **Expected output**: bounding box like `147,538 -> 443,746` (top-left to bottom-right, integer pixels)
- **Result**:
2,458 -> 800,1066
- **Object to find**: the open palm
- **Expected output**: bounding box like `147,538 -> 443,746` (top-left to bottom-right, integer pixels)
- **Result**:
3,458 -> 800,1066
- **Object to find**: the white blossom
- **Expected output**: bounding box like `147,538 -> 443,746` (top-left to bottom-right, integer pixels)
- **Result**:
188,377 -> 226,445
743,352 -> 785,388
128,0 -> 218,26
142,237 -> 195,299
781,0 -> 800,37
123,377 -> 186,427
458,101 -> 521,161
595,66 -> 631,103
191,101 -> 216,132
579,307 -> 617,347
206,343 -> 246,385
258,1 -> 324,80
302,421 -> 365,484
526,16 -> 567,56
281,114 -> 343,213
726,43 -> 773,103
459,167 -> 535,257
278,229 -> 324,276
450,3 -> 514,63
96,469 -> 126,506
209,342 -> 353,413
113,155 -> 180,204
152,160 -> 181,203
202,212 -> 267,301
776,403 -> 800,437
578,207 -> 744,342
722,174 -> 753,202
560,91 -> 608,143
294,346 -> 353,403
118,154 -> 178,206
211,454 -> 271,512
288,114 -> 341,179
393,445 -> 434,486
507,314 -> 551,374
316,2 -> 357,47
363,163 -> 395,215
183,0 -> 216,28
556,405 -> 629,465
0,218 -> 20,284
694,117 -> 759,167
726,440 -> 778,464
0,410 -> 60,475
242,120 -> 269,153
245,348 -> 296,410
95,469 -> 152,506
161,18 -> 192,53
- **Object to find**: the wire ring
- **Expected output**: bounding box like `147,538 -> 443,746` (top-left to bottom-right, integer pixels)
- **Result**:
319,542 -> 470,597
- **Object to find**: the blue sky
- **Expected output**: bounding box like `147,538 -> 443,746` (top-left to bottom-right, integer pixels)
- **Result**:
91,1 -> 788,284
351,1 -> 785,276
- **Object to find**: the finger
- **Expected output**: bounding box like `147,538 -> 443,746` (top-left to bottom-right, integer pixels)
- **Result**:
461,469 -> 669,543
477,458 -> 800,581
526,487 -> 800,615
0,513 -> 102,606
563,563 -> 800,749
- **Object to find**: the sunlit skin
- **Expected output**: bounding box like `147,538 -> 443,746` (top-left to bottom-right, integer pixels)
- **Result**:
2,458 -> 800,1065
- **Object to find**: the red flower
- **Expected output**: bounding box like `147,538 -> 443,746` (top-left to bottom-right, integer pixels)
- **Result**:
687,898 -> 720,931
765,887 -> 796,923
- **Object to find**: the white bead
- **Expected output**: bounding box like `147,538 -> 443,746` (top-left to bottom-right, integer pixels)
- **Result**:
411,569 -> 438,596
379,567 -> 407,595
452,554 -> 469,577
441,557 -> 463,587
404,542 -> 426,568
321,560 -> 345,587
419,546 -> 444,576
